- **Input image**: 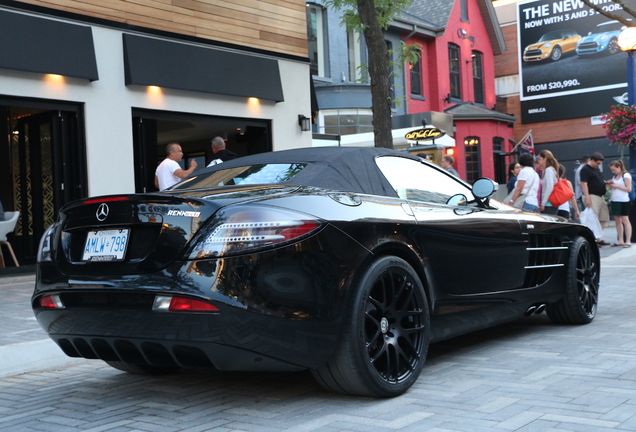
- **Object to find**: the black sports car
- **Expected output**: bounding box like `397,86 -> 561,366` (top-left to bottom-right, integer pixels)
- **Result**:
33,147 -> 600,397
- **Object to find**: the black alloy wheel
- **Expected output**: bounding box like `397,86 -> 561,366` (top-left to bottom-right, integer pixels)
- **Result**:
547,236 -> 599,324
312,256 -> 430,397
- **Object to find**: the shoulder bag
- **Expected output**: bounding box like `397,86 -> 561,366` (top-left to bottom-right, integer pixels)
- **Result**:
505,171 -> 536,209
548,178 -> 574,207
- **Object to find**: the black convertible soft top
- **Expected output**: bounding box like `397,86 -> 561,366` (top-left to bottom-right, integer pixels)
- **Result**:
187,146 -> 421,197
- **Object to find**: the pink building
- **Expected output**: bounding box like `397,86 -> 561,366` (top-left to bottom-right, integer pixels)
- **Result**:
400,0 -> 516,184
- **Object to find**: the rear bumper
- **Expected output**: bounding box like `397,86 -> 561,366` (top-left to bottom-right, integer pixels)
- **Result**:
46,332 -> 307,372
33,225 -> 371,370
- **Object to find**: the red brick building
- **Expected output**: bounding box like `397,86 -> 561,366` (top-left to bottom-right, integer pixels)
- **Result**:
401,0 -> 516,184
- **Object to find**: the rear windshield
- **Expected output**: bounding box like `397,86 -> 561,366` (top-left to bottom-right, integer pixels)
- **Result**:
169,163 -> 307,190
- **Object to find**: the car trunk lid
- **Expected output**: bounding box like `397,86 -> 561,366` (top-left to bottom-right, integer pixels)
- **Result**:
54,185 -> 298,275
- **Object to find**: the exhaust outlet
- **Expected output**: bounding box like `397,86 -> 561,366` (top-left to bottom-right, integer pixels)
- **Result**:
524,306 -> 537,317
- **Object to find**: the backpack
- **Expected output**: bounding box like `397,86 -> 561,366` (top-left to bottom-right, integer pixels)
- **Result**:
623,174 -> 636,202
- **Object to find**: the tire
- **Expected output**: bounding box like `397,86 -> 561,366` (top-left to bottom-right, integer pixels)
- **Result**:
608,39 -> 619,55
547,236 -> 599,324
104,360 -> 181,375
550,46 -> 562,61
312,256 -> 430,397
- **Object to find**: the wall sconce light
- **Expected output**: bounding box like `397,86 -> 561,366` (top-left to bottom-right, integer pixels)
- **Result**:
298,114 -> 311,132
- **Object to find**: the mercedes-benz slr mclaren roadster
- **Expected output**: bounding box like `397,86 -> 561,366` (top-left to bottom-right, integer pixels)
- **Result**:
33,147 -> 600,397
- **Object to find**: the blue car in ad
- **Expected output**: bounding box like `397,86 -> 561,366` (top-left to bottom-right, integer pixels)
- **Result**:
576,21 -> 626,56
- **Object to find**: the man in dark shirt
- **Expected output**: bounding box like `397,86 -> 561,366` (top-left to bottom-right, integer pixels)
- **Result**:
580,152 -> 609,244
207,136 -> 238,167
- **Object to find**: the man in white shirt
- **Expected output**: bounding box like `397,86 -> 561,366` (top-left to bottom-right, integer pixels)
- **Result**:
154,143 -> 198,191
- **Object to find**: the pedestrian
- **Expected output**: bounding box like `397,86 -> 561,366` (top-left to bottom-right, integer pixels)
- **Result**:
507,161 -> 521,193
536,149 -> 559,215
417,152 -> 432,161
557,165 -> 579,221
580,152 -> 610,245
440,154 -> 459,177
207,136 -> 238,167
574,155 -> 590,212
533,155 -> 543,205
507,152 -> 540,212
154,142 -> 198,191
606,159 -> 632,247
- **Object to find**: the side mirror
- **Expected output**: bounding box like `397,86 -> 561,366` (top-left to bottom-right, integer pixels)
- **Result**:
447,194 -> 468,206
472,178 -> 498,199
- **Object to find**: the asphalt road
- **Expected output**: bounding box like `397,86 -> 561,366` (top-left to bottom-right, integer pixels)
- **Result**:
1,231 -> 635,431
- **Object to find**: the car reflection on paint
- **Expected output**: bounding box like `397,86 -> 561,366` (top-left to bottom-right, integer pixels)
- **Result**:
523,29 -> 581,62
32,147 -> 600,398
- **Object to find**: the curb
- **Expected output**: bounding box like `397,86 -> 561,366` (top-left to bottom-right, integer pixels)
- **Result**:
0,274 -> 35,286
601,243 -> 636,264
0,339 -> 84,378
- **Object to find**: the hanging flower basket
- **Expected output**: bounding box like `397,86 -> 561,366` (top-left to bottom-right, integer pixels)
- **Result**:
600,104 -> 636,148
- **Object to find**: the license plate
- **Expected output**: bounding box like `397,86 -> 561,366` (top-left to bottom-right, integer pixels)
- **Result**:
82,229 -> 130,262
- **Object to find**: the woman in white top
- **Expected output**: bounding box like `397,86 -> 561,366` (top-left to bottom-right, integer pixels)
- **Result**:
607,159 -> 632,247
508,153 -> 540,212
536,149 -> 559,215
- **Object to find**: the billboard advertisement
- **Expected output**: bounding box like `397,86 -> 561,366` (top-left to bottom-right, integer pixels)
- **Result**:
518,0 -> 636,123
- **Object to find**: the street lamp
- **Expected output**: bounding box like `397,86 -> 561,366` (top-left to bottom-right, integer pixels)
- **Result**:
617,27 -> 636,242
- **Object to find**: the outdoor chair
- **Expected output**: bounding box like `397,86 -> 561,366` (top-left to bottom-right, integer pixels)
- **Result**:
0,211 -> 20,267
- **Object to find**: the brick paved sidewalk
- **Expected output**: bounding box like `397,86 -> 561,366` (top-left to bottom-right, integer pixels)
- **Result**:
0,246 -> 634,431
0,275 -> 39,347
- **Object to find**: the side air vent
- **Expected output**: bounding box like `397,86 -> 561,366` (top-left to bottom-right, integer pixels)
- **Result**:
523,234 -> 567,288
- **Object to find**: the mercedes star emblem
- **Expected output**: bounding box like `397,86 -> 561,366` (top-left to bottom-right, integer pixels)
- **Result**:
96,203 -> 109,221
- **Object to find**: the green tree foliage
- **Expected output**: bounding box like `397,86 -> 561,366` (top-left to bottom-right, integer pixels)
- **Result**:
325,0 -> 415,148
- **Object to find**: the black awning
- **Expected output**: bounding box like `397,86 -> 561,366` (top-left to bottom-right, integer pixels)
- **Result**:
0,10 -> 98,81
123,34 -> 284,102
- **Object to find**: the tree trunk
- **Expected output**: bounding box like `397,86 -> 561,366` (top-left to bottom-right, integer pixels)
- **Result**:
357,0 -> 393,148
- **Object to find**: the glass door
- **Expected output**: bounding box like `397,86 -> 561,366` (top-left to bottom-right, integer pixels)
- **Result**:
1,103 -> 86,266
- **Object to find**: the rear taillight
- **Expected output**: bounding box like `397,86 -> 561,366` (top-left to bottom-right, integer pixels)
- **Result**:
38,294 -> 65,309
153,295 -> 219,313
188,205 -> 322,259
37,225 -> 55,263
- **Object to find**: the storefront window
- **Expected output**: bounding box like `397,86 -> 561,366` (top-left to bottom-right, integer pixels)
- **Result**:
464,136 -> 481,184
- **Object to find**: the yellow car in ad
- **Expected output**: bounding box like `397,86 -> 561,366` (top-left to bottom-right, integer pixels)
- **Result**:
523,29 -> 581,62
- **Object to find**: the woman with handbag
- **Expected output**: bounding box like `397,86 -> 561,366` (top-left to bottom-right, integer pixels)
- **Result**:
536,150 -> 560,215
606,159 -> 632,247
507,153 -> 540,212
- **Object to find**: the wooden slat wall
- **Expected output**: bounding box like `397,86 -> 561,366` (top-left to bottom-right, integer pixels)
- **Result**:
17,0 -> 308,57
